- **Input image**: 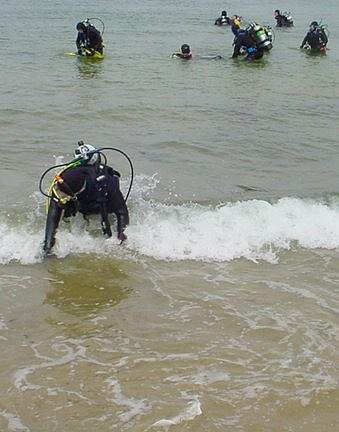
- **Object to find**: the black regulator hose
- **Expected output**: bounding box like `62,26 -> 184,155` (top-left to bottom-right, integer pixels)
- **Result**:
39,162 -> 72,199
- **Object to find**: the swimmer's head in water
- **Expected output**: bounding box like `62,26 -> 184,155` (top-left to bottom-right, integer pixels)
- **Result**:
181,44 -> 191,55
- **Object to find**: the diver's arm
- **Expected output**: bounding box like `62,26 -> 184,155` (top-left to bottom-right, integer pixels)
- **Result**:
43,198 -> 63,254
321,31 -> 328,45
300,34 -> 308,48
232,41 -> 242,58
76,33 -> 83,50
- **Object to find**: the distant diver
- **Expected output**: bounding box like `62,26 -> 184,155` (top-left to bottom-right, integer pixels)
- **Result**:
274,10 -> 294,27
40,142 -> 132,255
300,21 -> 328,52
76,19 -> 104,56
215,11 -> 231,26
232,22 -> 273,60
171,44 -> 193,59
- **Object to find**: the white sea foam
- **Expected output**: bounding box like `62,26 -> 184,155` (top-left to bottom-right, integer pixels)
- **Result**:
105,377 -> 150,422
1,192 -> 339,264
151,397 -> 202,429
0,314 -> 8,330
14,343 -> 87,391
0,410 -> 30,431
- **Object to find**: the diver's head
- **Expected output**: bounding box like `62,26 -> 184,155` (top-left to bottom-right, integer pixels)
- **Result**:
76,22 -> 86,32
232,15 -> 241,27
221,11 -> 227,17
309,21 -> 319,31
274,10 -> 280,16
181,44 -> 191,55
74,142 -> 99,165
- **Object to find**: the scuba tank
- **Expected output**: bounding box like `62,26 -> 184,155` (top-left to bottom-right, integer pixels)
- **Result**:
265,25 -> 273,42
283,12 -> 293,25
249,23 -> 273,51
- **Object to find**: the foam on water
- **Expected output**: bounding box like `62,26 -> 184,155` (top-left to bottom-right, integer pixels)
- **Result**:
1,188 -> 339,264
0,410 -> 30,431
105,378 -> 150,422
151,396 -> 202,430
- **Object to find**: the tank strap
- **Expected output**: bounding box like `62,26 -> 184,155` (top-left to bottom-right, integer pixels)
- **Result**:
93,165 -> 113,237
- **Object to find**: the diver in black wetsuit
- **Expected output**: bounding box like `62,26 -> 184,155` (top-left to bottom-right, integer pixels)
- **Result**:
76,21 -> 104,55
215,11 -> 231,26
43,143 -> 129,254
274,10 -> 294,27
171,44 -> 193,59
232,24 -> 272,60
300,21 -> 328,50
232,30 -> 263,60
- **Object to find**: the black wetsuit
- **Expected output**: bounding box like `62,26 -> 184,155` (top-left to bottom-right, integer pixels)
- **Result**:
43,164 -> 129,253
232,30 -> 264,60
300,28 -> 328,50
76,25 -> 103,54
275,14 -> 293,27
215,15 -> 231,26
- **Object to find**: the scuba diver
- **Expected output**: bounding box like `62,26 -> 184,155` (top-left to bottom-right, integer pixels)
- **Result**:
76,21 -> 104,55
300,21 -> 328,51
274,10 -> 294,27
232,22 -> 273,60
171,44 -> 193,59
215,11 -> 231,26
171,44 -> 222,61
41,142 -> 130,255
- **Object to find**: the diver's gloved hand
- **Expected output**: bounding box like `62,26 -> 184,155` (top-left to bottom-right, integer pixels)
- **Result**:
77,49 -> 83,55
118,232 -> 127,243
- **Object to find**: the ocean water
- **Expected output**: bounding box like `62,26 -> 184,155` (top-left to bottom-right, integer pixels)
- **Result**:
1,0 -> 339,430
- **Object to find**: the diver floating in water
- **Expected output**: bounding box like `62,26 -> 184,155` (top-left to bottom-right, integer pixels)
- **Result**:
232,22 -> 273,60
76,19 -> 104,56
171,44 -> 193,59
171,44 -> 223,61
40,142 -> 132,255
215,11 -> 231,26
274,10 -> 294,27
300,21 -> 328,52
